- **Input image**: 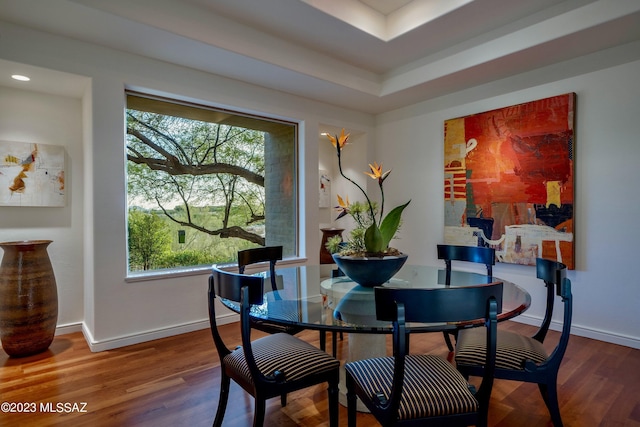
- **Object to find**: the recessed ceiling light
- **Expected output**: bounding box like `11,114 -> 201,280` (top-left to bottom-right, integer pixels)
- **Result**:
11,74 -> 31,81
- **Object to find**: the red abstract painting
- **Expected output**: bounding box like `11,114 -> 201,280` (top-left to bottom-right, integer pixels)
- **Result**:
444,93 -> 575,269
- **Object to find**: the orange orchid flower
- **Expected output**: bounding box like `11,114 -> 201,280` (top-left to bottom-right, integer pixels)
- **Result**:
334,194 -> 350,220
327,127 -> 410,254
326,129 -> 350,149
365,161 -> 391,184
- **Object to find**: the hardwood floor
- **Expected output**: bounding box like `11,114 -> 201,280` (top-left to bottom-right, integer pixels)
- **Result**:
1,321 -> 639,426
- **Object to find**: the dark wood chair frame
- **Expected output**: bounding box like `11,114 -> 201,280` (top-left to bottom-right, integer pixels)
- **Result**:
437,244 -> 496,351
237,246 -> 283,277
456,258 -> 572,427
437,244 -> 496,284
237,246 -> 305,337
238,245 -> 341,358
208,266 -> 340,427
345,282 -> 503,427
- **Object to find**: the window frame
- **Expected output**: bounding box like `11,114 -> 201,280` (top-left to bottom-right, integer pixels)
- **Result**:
124,91 -> 299,279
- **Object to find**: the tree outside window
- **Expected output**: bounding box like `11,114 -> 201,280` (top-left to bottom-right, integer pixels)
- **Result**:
125,93 -> 297,273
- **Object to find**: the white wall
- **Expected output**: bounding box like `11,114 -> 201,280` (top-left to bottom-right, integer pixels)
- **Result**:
0,21 -> 374,350
376,57 -> 640,349
0,87 -> 85,333
1,19 -> 638,351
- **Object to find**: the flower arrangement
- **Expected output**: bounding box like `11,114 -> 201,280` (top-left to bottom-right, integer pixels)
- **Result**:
325,129 -> 410,257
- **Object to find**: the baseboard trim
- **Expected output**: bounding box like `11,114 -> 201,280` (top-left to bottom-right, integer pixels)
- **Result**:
81,312 -> 239,352
54,322 -> 83,336
20,312 -> 635,353
513,314 -> 640,350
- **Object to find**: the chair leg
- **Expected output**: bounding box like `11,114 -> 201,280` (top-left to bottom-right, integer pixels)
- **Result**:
328,371 -> 340,427
477,404 -> 490,427
346,373 -> 357,427
253,396 -> 266,427
319,330 -> 327,352
213,373 -> 231,427
443,331 -> 455,352
539,382 -> 564,427
457,365 -> 470,380
321,330 -> 340,357
280,392 -> 287,407
332,331 -> 338,358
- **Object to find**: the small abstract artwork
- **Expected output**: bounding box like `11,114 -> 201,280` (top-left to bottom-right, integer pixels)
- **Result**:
319,169 -> 331,208
443,93 -> 575,269
0,141 -> 66,207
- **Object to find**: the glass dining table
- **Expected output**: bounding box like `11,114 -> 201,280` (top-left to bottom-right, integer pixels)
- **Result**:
218,263 -> 530,342
218,263 -> 531,409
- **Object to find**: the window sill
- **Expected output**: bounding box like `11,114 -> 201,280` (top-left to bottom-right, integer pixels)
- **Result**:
125,257 -> 308,283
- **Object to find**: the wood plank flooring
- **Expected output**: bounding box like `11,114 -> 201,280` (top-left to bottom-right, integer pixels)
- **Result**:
1,321 -> 639,426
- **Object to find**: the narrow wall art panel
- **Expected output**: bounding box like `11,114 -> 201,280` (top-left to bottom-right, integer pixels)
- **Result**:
443,93 -> 575,269
0,141 -> 66,207
319,169 -> 331,208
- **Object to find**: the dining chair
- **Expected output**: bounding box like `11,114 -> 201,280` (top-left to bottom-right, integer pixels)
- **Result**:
237,246 -> 305,336
208,266 -> 340,427
345,282 -> 503,427
238,246 -> 283,276
455,258 -> 572,427
238,246 -> 341,358
437,243 -> 496,351
437,244 -> 496,282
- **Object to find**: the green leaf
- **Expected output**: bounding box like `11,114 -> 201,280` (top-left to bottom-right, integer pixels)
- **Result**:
364,224 -> 384,253
379,200 -> 411,249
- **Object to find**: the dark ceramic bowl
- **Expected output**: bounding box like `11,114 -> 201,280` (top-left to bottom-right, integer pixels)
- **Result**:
332,253 -> 408,287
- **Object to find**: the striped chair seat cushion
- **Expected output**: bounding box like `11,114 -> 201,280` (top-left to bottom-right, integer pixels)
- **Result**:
345,354 -> 478,420
455,328 -> 548,370
224,333 -> 339,384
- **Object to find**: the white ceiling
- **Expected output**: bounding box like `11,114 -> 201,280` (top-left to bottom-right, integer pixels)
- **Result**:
359,0 -> 414,16
1,0 -> 640,113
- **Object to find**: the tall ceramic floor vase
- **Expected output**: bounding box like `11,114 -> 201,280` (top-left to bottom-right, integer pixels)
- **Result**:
0,240 -> 58,357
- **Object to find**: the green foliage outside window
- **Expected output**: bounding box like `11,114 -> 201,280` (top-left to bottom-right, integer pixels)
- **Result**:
127,210 -> 172,271
125,93 -> 295,273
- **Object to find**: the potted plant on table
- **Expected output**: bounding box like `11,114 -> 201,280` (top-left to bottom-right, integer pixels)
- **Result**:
324,129 -> 410,287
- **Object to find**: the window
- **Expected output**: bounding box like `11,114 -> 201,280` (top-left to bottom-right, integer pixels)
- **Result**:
125,92 -> 297,274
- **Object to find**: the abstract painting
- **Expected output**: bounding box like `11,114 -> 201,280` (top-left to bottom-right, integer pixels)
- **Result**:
443,93 -> 575,269
0,141 -> 65,207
